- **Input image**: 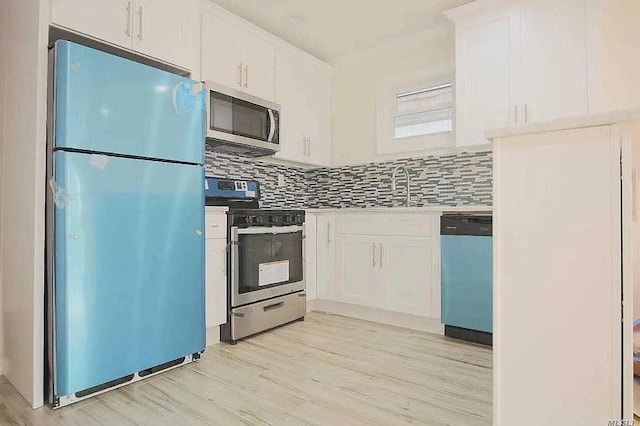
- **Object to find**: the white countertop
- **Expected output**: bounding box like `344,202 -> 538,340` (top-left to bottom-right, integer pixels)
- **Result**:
306,205 -> 492,213
486,107 -> 640,140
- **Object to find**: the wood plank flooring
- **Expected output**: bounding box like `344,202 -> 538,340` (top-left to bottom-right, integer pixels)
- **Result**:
0,312 -> 492,425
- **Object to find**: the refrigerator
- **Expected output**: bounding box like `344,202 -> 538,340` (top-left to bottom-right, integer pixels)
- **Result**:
46,41 -> 206,408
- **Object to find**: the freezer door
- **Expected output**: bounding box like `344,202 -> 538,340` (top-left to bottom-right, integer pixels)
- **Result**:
54,40 -> 204,164
51,151 -> 205,398
440,235 -> 493,333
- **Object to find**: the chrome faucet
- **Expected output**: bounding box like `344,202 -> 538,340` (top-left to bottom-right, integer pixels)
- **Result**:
391,166 -> 411,206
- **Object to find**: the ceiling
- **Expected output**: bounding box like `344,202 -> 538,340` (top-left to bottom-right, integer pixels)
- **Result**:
207,0 -> 473,62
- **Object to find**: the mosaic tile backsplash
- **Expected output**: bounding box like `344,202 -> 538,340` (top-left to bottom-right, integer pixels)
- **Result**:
205,150 -> 493,209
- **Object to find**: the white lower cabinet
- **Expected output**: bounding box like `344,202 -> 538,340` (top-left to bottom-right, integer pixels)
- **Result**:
335,235 -> 380,308
315,214 -> 335,300
205,238 -> 227,329
304,214 -> 317,301
322,212 -> 439,319
378,236 -> 433,317
205,208 -> 228,331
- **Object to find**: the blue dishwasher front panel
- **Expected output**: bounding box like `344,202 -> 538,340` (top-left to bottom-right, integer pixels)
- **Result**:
440,235 -> 493,333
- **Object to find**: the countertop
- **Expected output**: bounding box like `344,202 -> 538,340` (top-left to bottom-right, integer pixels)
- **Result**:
306,205 -> 492,214
486,107 -> 640,140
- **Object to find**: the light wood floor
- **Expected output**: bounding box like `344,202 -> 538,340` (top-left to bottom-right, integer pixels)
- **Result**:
0,312 -> 492,425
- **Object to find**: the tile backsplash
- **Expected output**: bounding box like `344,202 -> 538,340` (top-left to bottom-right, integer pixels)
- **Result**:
205,150 -> 493,209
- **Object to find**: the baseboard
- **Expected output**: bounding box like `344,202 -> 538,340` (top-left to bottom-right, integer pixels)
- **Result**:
310,299 -> 444,335
306,299 -> 317,313
206,326 -> 220,347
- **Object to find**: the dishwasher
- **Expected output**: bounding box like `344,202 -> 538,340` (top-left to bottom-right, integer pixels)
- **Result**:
440,214 -> 493,346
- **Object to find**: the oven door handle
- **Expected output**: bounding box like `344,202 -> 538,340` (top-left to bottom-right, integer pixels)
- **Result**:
236,225 -> 304,235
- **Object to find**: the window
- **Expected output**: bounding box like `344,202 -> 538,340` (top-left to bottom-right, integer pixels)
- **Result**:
377,74 -> 455,156
394,84 -> 453,139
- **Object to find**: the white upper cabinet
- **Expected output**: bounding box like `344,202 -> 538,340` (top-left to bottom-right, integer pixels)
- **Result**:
132,0 -> 196,70
200,4 -> 275,101
452,4 -> 518,146
274,48 -> 332,166
587,0 -> 640,114
51,0 -> 134,49
447,0 -> 633,145
518,0 -> 588,123
50,0 -> 198,70
241,31 -> 276,101
201,11 -> 243,90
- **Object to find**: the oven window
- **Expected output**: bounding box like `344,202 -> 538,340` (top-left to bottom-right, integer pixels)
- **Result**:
210,92 -> 269,141
237,231 -> 303,294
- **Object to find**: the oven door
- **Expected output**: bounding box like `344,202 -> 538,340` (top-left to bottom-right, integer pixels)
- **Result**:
231,225 -> 305,307
205,83 -> 280,152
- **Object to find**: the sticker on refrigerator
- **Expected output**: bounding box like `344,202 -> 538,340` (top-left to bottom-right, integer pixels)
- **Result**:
258,260 -> 289,286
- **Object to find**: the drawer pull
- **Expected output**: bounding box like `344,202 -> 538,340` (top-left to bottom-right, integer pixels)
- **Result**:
263,302 -> 284,312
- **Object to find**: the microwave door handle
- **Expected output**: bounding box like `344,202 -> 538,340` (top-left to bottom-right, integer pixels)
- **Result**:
267,109 -> 276,142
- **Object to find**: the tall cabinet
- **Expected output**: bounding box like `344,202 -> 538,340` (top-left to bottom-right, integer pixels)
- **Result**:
492,118 -> 640,424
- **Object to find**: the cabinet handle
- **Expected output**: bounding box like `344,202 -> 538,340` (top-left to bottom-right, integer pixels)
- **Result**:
125,2 -> 131,37
307,137 -> 311,156
372,242 -> 376,268
327,222 -> 331,244
243,65 -> 248,88
137,6 -> 143,41
222,248 -> 227,276
237,63 -> 243,87
379,243 -> 383,268
524,103 -> 528,123
514,105 -> 519,125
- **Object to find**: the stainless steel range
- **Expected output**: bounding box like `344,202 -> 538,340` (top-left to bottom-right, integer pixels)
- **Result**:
205,177 -> 306,343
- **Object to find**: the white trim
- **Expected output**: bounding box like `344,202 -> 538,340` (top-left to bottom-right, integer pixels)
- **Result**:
206,326 -> 221,347
310,299 -> 444,335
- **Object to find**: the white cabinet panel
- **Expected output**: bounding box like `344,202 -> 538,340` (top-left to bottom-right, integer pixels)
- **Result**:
379,237 -> 433,317
494,126 -> 621,424
201,11 -> 243,90
205,238 -> 227,328
51,0 -> 133,49
304,214 -> 317,301
335,235 -> 379,308
242,31 -> 275,101
519,0 -> 588,123
275,49 -> 331,166
455,8 -> 517,146
132,0 -> 196,68
316,215 -> 335,300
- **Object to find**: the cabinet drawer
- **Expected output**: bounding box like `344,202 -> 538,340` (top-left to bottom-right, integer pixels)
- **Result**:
205,211 -> 227,239
336,213 -> 434,237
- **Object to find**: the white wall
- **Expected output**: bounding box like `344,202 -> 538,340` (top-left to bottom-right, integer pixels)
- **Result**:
330,26 -> 455,166
1,0 -> 48,408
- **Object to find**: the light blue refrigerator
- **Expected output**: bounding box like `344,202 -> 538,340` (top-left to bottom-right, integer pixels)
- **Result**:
47,41 -> 206,407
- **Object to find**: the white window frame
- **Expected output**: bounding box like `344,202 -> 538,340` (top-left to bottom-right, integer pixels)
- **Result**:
376,71 -> 455,156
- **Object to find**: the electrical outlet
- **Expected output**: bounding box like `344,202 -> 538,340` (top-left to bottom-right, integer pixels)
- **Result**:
278,174 -> 285,187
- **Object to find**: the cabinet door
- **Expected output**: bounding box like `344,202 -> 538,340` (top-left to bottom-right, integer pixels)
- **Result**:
316,215 -> 335,300
205,238 -> 227,328
379,237 -> 433,317
274,49 -> 309,163
335,235 -> 379,308
131,0 -> 196,68
51,0 -> 133,49
456,8 -> 519,146
242,31 -> 275,101
201,11 -> 243,89
303,61 -> 332,166
304,214 -> 317,301
519,0 -> 588,123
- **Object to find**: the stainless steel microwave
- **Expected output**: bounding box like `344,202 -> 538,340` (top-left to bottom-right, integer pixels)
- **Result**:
204,82 -> 280,157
